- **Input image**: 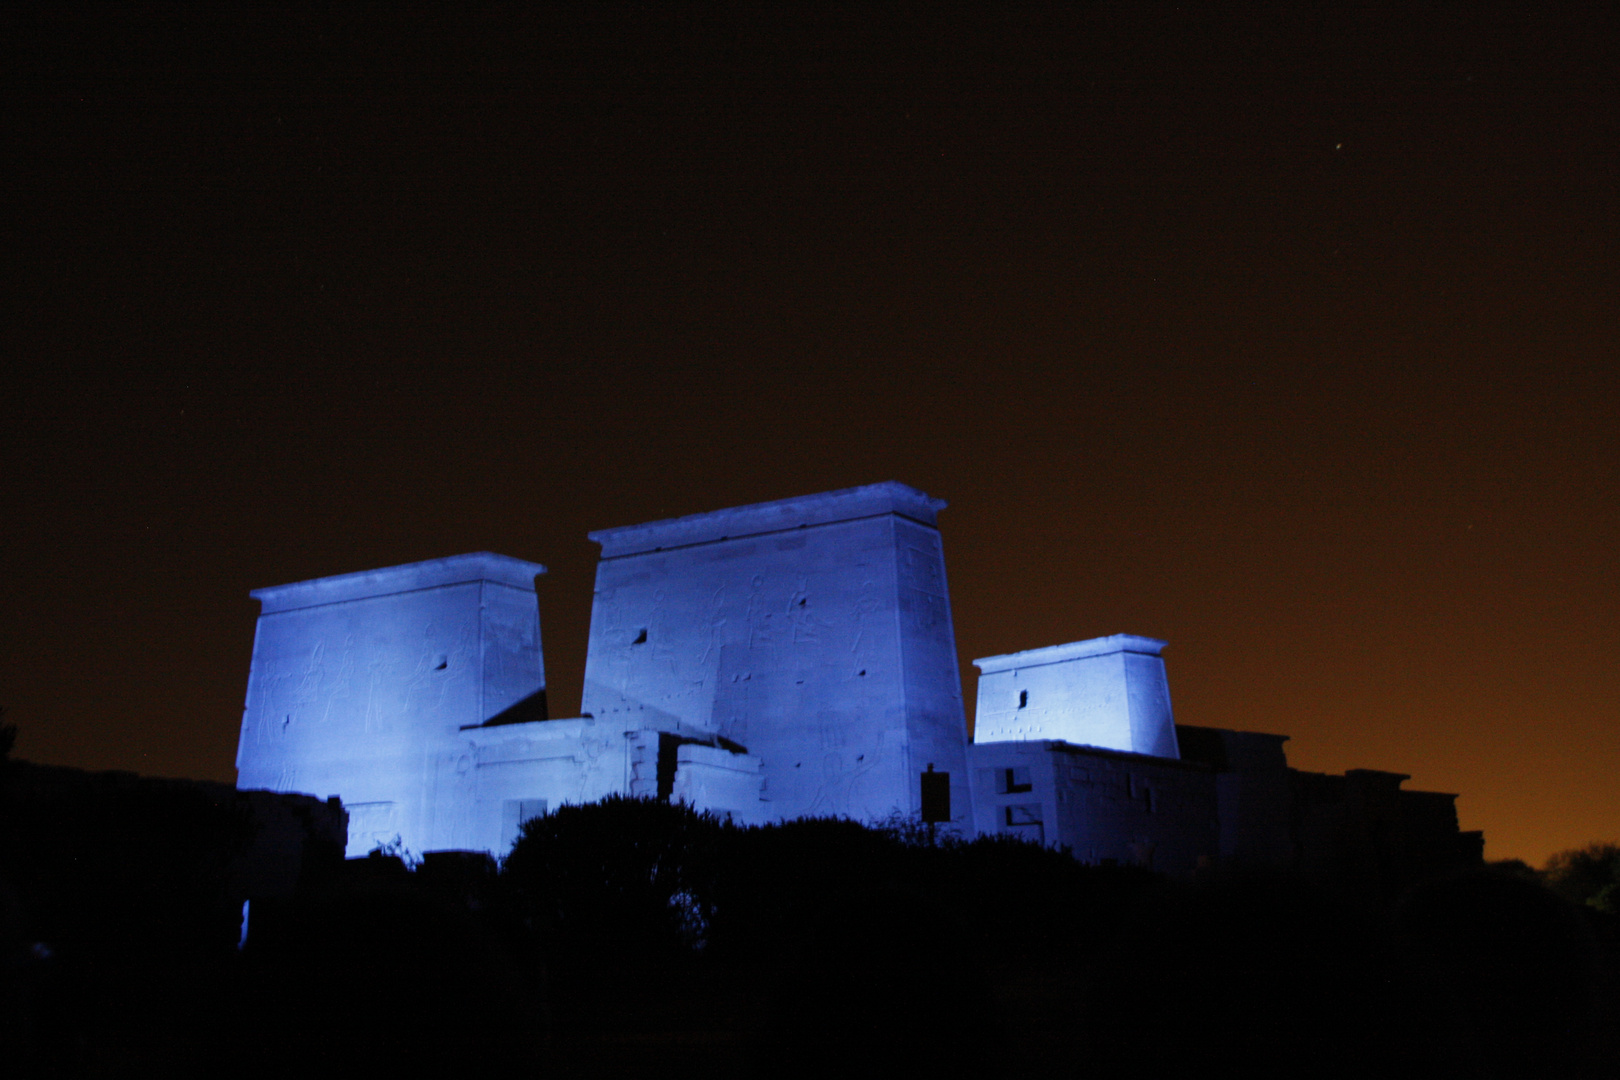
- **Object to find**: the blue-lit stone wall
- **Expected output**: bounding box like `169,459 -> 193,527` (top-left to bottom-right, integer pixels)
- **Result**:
968,739 -> 1217,874
581,483 -> 972,825
235,553 -> 547,857
232,495 -> 1234,864
973,635 -> 1180,758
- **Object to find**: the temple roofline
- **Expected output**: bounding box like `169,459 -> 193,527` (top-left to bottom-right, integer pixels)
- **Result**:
588,481 -> 946,558
251,552 -> 547,613
973,633 -> 1167,674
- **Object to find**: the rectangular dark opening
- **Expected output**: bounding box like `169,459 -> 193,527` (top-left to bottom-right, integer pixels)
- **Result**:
920,768 -> 951,823
657,733 -> 679,801
996,766 -> 1033,794
1003,803 -> 1045,844
1004,803 -> 1043,826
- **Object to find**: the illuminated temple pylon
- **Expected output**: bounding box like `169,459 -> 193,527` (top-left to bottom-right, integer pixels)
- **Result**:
581,481 -> 972,825
235,553 -> 548,856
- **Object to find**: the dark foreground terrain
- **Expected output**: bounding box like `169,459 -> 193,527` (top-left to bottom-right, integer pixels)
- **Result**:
4,784 -> 1616,1079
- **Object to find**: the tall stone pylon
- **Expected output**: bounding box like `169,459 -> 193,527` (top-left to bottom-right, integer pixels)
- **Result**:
973,634 -> 1180,758
235,553 -> 548,856
582,482 -> 971,825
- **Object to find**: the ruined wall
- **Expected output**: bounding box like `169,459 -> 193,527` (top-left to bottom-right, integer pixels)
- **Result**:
968,740 -> 1216,875
1290,768 -> 1482,887
581,482 -> 971,825
973,635 -> 1180,758
1175,725 -> 1297,866
235,553 -> 547,856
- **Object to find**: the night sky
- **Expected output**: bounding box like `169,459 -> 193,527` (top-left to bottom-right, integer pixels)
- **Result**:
5,4 -> 1615,864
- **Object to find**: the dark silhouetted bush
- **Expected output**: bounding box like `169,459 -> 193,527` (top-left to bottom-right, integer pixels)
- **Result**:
1544,843 -> 1620,915
1083,874 -> 1488,1078
502,794 -> 732,969
1400,870 -> 1604,1080
235,883 -> 541,1079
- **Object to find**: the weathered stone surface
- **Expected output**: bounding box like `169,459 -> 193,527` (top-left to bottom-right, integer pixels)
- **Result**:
974,634 -> 1179,758
236,553 -> 547,856
582,482 -> 971,825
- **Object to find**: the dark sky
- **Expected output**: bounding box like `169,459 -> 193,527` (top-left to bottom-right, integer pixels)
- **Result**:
4,3 -> 1615,864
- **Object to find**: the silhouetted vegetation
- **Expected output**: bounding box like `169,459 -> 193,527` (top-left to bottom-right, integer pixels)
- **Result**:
2,760 -> 259,1074
1543,842 -> 1620,915
4,787 -> 1617,1077
503,793 -> 729,968
234,879 -> 543,1079
1400,869 -> 1608,1080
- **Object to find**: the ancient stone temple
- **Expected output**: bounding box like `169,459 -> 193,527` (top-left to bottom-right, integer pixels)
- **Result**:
237,484 -> 971,855
234,482 -> 1482,878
